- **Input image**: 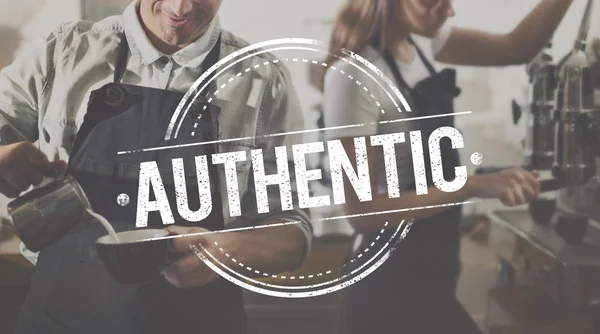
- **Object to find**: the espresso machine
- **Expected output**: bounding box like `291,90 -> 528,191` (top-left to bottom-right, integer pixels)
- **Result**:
484,0 -> 600,332
519,39 -> 558,172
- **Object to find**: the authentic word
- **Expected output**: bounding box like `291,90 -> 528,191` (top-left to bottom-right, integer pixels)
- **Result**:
135,126 -> 467,227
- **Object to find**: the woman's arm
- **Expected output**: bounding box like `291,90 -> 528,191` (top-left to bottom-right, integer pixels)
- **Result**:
321,61 -> 540,233
336,137 -> 540,232
436,0 -> 573,66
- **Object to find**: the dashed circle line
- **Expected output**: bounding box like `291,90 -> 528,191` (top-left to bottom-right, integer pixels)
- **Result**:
187,58 -> 392,281
189,58 -> 391,280
190,58 -> 387,136
210,222 -> 389,280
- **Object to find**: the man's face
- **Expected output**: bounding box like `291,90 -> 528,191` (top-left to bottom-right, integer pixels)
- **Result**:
139,0 -> 221,49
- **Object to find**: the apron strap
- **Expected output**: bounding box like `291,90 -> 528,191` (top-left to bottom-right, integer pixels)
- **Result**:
382,50 -> 410,93
408,36 -> 438,77
382,37 -> 460,97
195,33 -> 222,98
381,36 -> 437,92
114,35 -> 130,83
410,36 -> 462,97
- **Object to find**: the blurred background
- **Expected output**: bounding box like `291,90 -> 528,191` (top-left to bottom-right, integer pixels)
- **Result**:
1,1 -> 600,333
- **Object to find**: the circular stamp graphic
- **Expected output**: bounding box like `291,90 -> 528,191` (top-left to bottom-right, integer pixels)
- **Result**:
126,39 -> 471,298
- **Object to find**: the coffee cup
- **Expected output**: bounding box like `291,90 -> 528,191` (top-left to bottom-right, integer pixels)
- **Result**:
96,229 -> 177,284
555,215 -> 588,246
528,198 -> 556,225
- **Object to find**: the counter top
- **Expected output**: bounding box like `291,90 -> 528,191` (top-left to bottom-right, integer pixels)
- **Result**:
0,227 -> 21,255
0,225 -> 33,286
487,209 -> 600,266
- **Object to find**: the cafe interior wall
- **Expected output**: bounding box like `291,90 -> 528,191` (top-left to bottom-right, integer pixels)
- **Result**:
0,0 -> 598,235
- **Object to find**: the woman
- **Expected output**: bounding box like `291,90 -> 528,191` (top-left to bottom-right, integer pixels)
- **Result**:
319,0 -> 573,333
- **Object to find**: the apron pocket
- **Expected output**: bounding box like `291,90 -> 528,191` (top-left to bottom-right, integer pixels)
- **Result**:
16,241 -> 74,333
43,235 -> 138,333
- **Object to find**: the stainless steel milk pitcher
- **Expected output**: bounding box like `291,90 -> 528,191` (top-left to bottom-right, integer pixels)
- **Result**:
7,175 -> 92,252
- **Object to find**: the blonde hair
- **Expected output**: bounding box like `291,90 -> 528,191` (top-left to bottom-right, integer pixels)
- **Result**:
312,0 -> 395,91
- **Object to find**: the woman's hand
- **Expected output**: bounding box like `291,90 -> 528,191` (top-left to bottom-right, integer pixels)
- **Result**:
467,167 -> 541,206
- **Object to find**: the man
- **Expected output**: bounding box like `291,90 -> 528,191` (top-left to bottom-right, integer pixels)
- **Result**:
0,0 -> 312,333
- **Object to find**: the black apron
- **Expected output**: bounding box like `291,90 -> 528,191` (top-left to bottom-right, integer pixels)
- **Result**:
15,34 -> 247,334
340,39 -> 481,334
